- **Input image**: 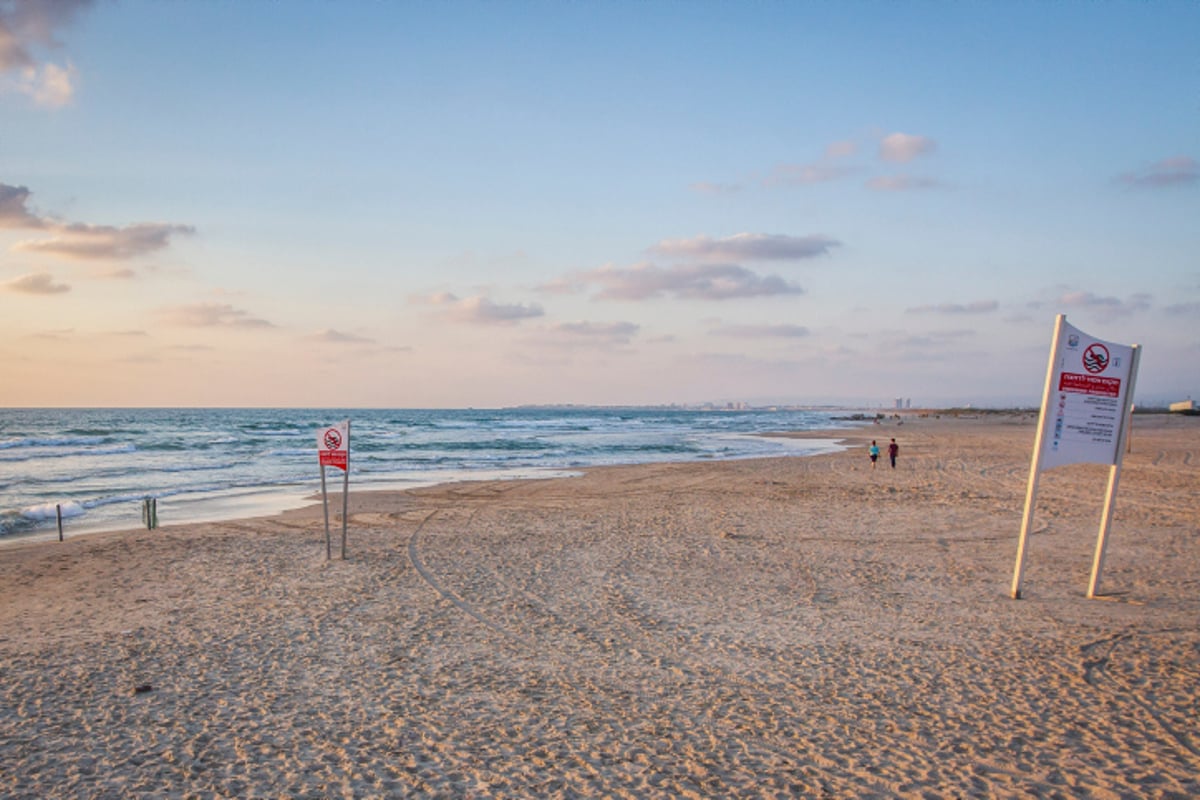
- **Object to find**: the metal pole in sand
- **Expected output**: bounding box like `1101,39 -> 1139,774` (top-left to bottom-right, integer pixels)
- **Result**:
340,421 -> 350,560
1087,344 -> 1141,599
320,464 -> 331,560
1012,314 -> 1064,600
57,504 -> 63,542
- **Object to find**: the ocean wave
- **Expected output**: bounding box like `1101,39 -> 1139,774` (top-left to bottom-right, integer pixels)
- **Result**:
0,444 -> 138,462
0,435 -> 108,450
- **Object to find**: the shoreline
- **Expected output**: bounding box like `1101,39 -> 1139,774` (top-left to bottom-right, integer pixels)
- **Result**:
2,413 -> 1197,797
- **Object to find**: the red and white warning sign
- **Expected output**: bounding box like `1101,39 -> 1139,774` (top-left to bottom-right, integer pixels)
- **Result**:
1041,320 -> 1134,470
317,420 -> 350,471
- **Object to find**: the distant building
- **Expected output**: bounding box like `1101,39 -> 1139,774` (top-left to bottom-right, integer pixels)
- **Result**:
1169,399 -> 1197,414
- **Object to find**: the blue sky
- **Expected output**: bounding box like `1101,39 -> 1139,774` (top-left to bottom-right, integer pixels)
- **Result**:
1,0 -> 1197,407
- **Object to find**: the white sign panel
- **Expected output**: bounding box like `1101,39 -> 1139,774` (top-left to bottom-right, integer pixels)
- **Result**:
1040,320 -> 1133,470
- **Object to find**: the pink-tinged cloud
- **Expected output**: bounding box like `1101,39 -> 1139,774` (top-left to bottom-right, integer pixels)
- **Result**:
879,132 -> 937,163
1116,156 -> 1198,188
1164,301 -> 1200,316
867,175 -> 942,192
0,183 -> 45,228
158,303 -> 275,329
551,321 -> 640,344
425,293 -> 544,325
1058,291 -> 1151,318
305,329 -> 376,344
1,1 -> 92,70
825,140 -> 857,159
690,181 -> 742,195
578,262 -> 804,301
906,300 -> 998,314
15,221 -> 195,260
647,232 -> 840,262
0,0 -> 92,105
764,163 -> 855,187
712,323 -> 810,338
4,272 -> 69,294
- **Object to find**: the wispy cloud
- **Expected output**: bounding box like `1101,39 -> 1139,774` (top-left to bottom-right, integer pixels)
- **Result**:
867,175 -> 944,192
3,182 -> 194,260
879,132 -> 937,163
1163,301 -> 1200,316
538,321 -> 641,348
304,329 -> 376,344
422,292 -> 545,325
1057,290 -> 1151,319
763,163 -> 856,188
4,272 -> 70,294
1115,156 -> 1198,188
158,303 -> 275,329
15,221 -> 195,260
711,323 -> 810,338
647,232 -> 840,262
576,262 -> 804,301
906,300 -> 998,314
763,139 -> 860,188
0,0 -> 92,107
689,181 -> 742,195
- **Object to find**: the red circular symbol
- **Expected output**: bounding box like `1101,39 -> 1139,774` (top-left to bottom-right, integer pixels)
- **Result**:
1082,343 -> 1110,374
323,429 -> 342,449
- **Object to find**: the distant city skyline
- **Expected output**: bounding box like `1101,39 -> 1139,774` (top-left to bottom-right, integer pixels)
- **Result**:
2,1 -> 1197,408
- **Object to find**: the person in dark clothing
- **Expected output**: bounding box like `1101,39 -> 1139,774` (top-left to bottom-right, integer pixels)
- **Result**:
888,438 -> 899,469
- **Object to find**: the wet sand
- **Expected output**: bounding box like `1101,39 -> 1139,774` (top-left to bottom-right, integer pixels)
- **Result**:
2,413 -> 1197,798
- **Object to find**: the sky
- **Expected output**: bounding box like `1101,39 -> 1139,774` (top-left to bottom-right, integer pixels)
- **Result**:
1,0 -> 1197,409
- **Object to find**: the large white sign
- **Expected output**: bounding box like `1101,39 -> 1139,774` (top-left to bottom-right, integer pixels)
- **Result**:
1012,315 -> 1142,600
1040,319 -> 1134,470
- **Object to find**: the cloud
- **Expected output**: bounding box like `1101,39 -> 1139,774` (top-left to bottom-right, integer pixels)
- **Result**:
1115,156 -> 1198,188
13,60 -> 76,106
0,0 -> 93,106
4,271 -> 69,294
825,140 -> 857,159
4,183 -> 195,261
690,181 -> 742,195
423,292 -> 545,325
0,183 -> 45,228
647,233 -> 840,262
15,221 -> 195,260
906,300 -> 998,315
866,175 -> 943,192
577,262 -> 804,301
305,328 -> 376,344
158,303 -> 275,329
1057,290 -> 1151,319
553,320 -> 639,341
712,323 -> 810,338
879,132 -> 937,163
764,163 -> 855,187
1163,301 -> 1200,316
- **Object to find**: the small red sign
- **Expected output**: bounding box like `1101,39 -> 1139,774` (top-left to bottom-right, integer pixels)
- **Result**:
317,422 -> 349,471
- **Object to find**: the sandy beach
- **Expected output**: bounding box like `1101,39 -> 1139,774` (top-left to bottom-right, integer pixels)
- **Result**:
1,413 -> 1197,799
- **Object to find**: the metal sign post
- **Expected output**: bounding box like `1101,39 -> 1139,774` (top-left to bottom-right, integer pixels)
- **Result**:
316,420 -> 350,560
1087,345 -> 1141,598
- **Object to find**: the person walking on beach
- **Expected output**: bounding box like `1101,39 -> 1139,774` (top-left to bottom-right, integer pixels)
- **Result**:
869,440 -> 880,469
888,438 -> 899,469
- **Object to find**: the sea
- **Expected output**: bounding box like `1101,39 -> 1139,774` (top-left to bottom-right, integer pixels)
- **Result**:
0,407 -> 852,543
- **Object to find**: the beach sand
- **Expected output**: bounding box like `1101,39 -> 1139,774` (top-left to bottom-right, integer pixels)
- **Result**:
1,413 -> 1197,798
